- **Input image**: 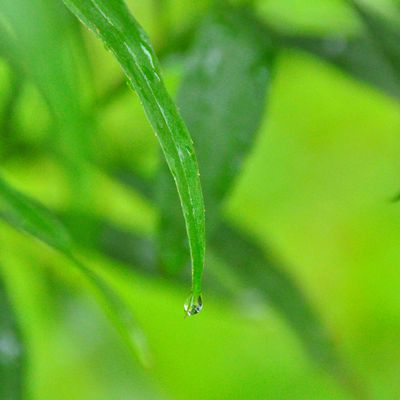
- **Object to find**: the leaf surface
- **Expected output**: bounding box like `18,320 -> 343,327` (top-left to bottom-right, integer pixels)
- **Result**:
157,9 -> 275,274
0,0 -> 92,204
0,176 -> 150,366
283,34 -> 400,99
62,0 -> 206,309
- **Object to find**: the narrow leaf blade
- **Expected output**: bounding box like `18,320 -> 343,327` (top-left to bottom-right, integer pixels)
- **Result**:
283,34 -> 400,99
212,223 -> 364,397
0,176 -> 150,366
347,0 -> 400,72
0,0 -> 92,203
157,9 -> 275,274
0,177 -> 72,253
62,0 -> 206,308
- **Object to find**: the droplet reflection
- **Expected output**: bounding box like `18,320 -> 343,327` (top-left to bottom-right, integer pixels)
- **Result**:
184,293 -> 203,317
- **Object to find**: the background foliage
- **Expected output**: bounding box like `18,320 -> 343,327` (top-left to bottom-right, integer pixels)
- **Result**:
1,0 -> 400,399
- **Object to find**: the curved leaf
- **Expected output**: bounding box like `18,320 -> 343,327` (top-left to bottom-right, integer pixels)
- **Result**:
278,1 -> 400,100
211,223 -> 365,398
62,0 -> 206,313
347,0 -> 400,73
0,176 -> 150,366
157,9 -> 275,274
0,0 -> 92,205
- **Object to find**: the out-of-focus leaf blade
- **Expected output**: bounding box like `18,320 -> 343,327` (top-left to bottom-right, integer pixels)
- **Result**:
344,1 -> 400,199
0,177 -> 72,253
60,211 -> 157,275
62,0 -> 206,309
282,33 -> 400,99
0,275 -> 25,400
0,0 -> 75,112
211,223 -> 365,397
0,176 -> 150,366
278,1 -> 400,100
347,0 -> 400,73
157,9 -> 275,274
0,0 -> 91,202
212,223 -> 339,368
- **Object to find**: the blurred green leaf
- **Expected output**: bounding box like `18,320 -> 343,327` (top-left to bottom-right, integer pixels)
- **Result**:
0,177 -> 72,253
211,223 -> 366,397
157,8 -> 275,274
0,0 -> 92,203
60,210 -> 157,275
344,1 -> 400,200
212,223 -> 340,369
0,176 -> 150,366
276,1 -> 400,100
282,34 -> 400,99
348,0 -> 400,73
62,0 -> 206,312
0,274 -> 25,400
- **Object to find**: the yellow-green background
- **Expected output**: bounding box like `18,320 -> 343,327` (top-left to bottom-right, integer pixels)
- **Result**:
1,0 -> 400,399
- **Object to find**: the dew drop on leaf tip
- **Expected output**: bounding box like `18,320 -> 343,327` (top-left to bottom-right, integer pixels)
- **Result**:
184,293 -> 203,317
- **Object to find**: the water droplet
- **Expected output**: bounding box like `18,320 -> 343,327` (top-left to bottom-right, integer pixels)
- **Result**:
184,293 -> 203,317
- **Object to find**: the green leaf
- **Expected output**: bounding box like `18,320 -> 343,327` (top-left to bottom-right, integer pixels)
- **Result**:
347,0 -> 400,73
211,223 -> 364,396
278,2 -> 400,100
212,224 -> 340,368
344,1 -> 400,199
0,0 -> 92,203
60,210 -> 157,275
157,9 -> 275,274
0,275 -> 25,400
62,0 -> 206,312
0,176 -> 150,366
0,178 -> 72,254
282,34 -> 400,99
